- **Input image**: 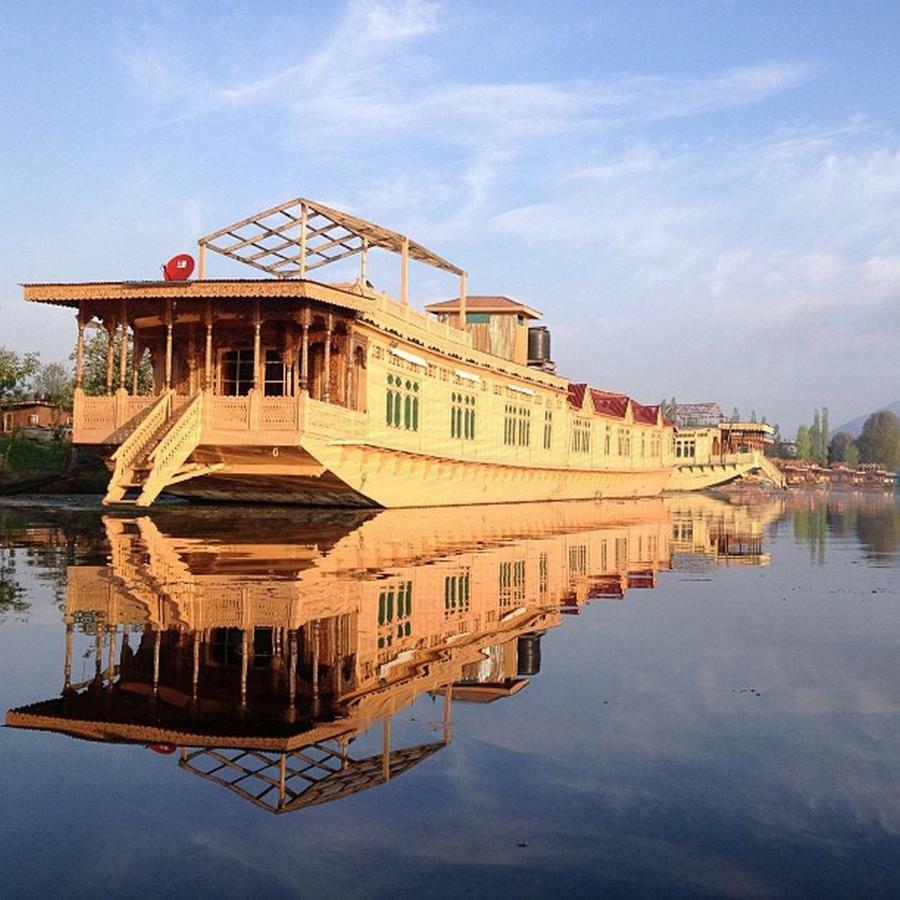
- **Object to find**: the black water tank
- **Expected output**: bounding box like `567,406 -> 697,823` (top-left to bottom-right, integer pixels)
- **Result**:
527,326 -> 551,364
517,633 -> 543,676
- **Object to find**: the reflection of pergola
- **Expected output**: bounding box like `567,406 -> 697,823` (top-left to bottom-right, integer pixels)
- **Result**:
181,737 -> 444,814
198,197 -> 469,314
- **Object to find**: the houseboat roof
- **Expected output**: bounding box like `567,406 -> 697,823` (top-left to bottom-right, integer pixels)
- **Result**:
21,277 -> 383,310
424,295 -> 542,319
199,196 -> 465,278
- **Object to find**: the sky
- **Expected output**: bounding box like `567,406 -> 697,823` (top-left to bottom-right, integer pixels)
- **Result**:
1,0 -> 898,434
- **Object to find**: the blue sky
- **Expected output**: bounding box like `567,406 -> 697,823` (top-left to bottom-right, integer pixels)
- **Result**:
1,0 -> 898,432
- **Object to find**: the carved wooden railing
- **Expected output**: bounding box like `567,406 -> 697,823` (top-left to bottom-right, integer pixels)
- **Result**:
74,390 -> 159,443
136,391 -> 204,507
102,391 -> 173,504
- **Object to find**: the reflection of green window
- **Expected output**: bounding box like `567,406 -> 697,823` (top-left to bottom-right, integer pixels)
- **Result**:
466,312 -> 490,324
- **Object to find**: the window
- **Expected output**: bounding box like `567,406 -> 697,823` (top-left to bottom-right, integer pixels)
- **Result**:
263,349 -> 286,396
504,404 -> 531,447
572,418 -> 591,453
543,410 -> 552,450
604,426 -> 612,455
386,373 -> 420,430
221,349 -> 255,396
28,413 -> 39,426
617,427 -> 631,457
378,581 -> 413,649
466,312 -> 490,324
450,391 -> 476,439
499,560 -> 526,608
444,571 -> 471,616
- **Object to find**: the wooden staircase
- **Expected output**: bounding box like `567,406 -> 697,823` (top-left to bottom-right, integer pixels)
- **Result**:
102,391 -> 214,507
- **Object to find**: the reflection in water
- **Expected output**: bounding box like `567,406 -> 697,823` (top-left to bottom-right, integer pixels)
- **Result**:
4,495 -> 779,814
785,492 -> 899,564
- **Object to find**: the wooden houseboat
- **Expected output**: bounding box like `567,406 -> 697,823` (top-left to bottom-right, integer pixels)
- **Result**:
22,197 -> 675,507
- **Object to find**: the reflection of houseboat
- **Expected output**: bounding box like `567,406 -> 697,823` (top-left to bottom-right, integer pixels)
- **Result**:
668,403 -> 785,490
666,494 -> 783,567
23,198 -> 678,508
11,497 -> 768,812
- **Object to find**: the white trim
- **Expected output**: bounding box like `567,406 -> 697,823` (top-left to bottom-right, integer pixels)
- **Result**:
390,347 -> 428,367
453,369 -> 481,383
509,384 -> 535,396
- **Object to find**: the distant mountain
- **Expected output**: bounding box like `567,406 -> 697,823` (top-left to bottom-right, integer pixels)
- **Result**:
830,401 -> 900,438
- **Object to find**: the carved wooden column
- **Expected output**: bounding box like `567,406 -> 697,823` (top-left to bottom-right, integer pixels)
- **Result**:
252,300 -> 262,392
300,307 -> 310,390
118,301 -> 128,391
74,310 -> 86,390
131,337 -> 140,395
204,299 -> 213,391
323,314 -> 333,403
164,300 -> 174,391
105,317 -> 116,394
64,621 -> 74,691
153,628 -> 161,695
192,632 -> 200,702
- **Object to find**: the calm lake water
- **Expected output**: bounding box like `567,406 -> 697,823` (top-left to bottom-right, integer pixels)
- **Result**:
0,492 -> 897,898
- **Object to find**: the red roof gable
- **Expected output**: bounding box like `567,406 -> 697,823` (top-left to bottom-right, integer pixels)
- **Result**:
632,402 -> 660,425
590,389 -> 629,419
566,383 -> 671,426
567,383 -> 587,409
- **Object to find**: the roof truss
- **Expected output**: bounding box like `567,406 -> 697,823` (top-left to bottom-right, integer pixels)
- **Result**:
199,197 -> 464,280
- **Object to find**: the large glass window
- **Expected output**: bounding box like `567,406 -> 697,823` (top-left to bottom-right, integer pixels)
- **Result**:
263,350 -> 286,396
221,349 -> 255,396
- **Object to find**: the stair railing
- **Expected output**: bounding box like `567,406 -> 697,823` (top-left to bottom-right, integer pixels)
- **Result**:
136,391 -> 204,507
103,390 -> 174,504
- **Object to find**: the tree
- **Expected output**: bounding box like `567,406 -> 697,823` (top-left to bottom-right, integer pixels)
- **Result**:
820,407 -> 829,462
731,406 -> 740,422
845,444 -> 860,467
30,362 -> 74,409
856,410 -> 900,470
828,431 -> 856,464
80,331 -> 154,396
750,409 -> 757,423
796,425 -> 811,460
0,347 -> 40,406
809,409 -> 821,464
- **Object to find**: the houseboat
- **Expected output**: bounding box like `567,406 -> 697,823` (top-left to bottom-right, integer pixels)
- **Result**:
23,197 -> 675,507
667,402 -> 785,490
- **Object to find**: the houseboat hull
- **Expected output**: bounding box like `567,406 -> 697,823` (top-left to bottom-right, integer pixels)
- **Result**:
166,441 -> 672,507
666,452 -> 785,492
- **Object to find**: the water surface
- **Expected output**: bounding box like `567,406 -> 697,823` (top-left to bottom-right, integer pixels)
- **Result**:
0,492 -> 897,897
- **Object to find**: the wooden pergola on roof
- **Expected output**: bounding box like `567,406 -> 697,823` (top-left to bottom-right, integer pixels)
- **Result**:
198,197 -> 469,311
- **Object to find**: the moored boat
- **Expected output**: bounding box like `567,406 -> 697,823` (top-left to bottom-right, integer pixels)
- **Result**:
23,197 -> 676,507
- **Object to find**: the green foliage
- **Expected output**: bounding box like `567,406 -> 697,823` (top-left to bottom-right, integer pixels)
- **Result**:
809,410 -> 821,464
730,406 -> 740,422
828,431 -> 855,464
0,435 -> 69,475
820,407 -> 829,461
845,443 -> 860,467
30,361 -> 74,409
795,425 -> 811,460
80,330 -> 154,396
856,410 -> 900,469
0,347 -> 41,404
